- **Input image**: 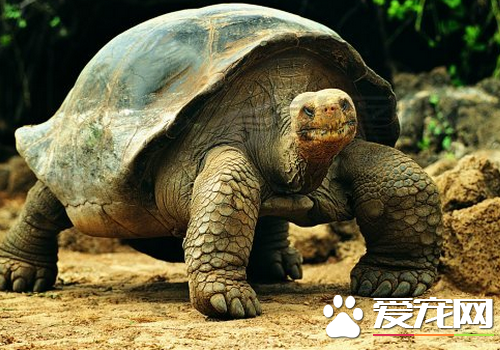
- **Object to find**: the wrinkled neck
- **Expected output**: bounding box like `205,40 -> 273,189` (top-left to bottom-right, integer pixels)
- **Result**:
253,134 -> 333,195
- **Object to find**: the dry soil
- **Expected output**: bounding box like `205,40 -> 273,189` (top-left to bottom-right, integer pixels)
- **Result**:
0,197 -> 499,350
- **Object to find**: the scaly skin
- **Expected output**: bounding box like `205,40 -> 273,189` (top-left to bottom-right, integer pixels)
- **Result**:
0,181 -> 71,292
338,139 -> 443,297
183,146 -> 262,318
0,86 -> 357,321
247,217 -> 302,282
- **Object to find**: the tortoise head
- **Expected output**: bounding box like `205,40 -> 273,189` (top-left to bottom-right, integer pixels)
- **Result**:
290,88 -> 357,162
262,88 -> 357,195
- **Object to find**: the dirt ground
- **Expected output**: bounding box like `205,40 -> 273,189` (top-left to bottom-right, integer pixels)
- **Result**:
0,197 -> 499,350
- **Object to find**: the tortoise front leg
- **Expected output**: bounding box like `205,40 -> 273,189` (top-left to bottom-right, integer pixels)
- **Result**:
183,146 -> 262,319
338,139 -> 443,297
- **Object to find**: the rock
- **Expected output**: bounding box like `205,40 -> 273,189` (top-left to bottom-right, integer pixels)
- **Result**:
393,67 -> 451,98
434,155 -> 500,294
289,224 -> 339,263
395,90 -> 433,154
471,149 -> 500,168
58,228 -> 126,254
434,155 -> 500,212
424,157 -> 457,178
0,156 -> 37,195
477,76 -> 500,96
6,156 -> 37,194
289,221 -> 364,263
441,198 -> 500,294
455,103 -> 500,150
395,71 -> 500,164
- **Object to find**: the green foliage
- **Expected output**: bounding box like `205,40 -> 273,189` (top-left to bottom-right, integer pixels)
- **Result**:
372,0 -> 500,81
447,64 -> 464,86
0,0 -> 68,48
0,0 -> 72,132
4,3 -> 26,28
441,0 -> 460,9
49,16 -> 60,28
0,34 -> 11,47
418,94 -> 455,153
463,25 -> 486,51
387,0 -> 421,20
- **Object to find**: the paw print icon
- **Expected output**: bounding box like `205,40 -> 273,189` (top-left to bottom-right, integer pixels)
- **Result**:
323,295 -> 364,338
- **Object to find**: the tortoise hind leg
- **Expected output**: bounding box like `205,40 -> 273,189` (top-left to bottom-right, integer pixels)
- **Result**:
338,139 -> 443,297
247,217 -> 302,282
0,181 -> 71,292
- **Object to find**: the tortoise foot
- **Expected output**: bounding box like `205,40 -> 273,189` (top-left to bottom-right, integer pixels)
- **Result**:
190,271 -> 262,319
350,262 -> 436,297
0,250 -> 57,293
248,246 -> 303,282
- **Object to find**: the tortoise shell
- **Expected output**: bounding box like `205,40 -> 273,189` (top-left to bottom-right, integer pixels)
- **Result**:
16,4 -> 398,209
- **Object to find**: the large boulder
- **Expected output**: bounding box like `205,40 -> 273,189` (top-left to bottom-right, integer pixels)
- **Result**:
433,155 -> 500,212
431,155 -> 500,294
441,198 -> 500,294
395,70 -> 500,166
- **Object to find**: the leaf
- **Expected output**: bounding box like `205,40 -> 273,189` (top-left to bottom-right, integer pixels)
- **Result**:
428,94 -> 440,106
0,34 -> 12,47
418,136 -> 431,151
388,0 -> 421,19
4,4 -> 21,19
448,64 -> 457,76
442,136 -> 452,150
441,0 -> 461,9
18,19 -> 27,28
59,27 -> 69,38
4,4 -> 27,29
373,0 -> 386,5
441,20 -> 461,35
427,39 -> 437,48
448,65 -> 464,86
463,25 -> 481,48
50,17 -> 61,28
428,119 -> 438,132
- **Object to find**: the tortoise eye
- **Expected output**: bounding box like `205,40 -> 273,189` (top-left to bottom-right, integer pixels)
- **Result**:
303,106 -> 315,118
341,99 -> 351,113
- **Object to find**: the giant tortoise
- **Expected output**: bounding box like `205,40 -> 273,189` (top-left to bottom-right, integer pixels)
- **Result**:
0,4 -> 442,319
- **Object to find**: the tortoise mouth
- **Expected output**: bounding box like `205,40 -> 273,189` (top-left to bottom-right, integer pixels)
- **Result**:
297,119 -> 356,140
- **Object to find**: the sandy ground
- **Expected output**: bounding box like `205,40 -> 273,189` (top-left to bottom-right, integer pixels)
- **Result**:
0,196 -> 499,350
0,247 -> 498,350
